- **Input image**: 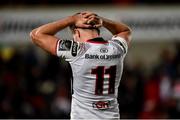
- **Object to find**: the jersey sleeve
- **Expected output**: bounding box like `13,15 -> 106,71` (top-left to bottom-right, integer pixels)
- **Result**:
56,39 -> 80,61
111,36 -> 128,54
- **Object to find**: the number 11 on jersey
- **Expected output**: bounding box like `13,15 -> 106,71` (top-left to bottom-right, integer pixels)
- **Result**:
91,65 -> 116,95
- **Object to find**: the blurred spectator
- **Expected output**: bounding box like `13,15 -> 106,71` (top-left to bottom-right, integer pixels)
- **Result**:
139,47 -> 180,119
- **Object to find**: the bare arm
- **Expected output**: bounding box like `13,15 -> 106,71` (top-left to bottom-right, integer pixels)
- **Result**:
81,11 -> 132,45
30,14 -> 91,55
101,17 -> 132,45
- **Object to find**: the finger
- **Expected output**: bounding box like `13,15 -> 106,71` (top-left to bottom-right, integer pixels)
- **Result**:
88,16 -> 101,23
81,11 -> 95,15
80,24 -> 92,28
87,16 -> 101,22
94,19 -> 103,28
88,15 -> 98,19
94,24 -> 102,28
82,12 -> 97,18
87,17 -> 96,24
76,21 -> 93,28
88,16 -> 98,21
98,19 -> 103,25
89,19 -> 102,27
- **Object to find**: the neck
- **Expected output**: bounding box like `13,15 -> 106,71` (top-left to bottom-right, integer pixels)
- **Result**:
81,34 -> 99,42
77,29 -> 99,42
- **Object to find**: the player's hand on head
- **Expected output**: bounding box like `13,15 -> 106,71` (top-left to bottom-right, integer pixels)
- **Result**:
87,15 -> 103,28
72,13 -> 92,28
80,11 -> 103,28
80,11 -> 97,18
72,11 -> 102,28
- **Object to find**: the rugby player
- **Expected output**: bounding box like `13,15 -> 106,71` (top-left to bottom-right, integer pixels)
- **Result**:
30,11 -> 131,119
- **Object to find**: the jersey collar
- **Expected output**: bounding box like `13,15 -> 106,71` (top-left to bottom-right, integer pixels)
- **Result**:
86,37 -> 108,44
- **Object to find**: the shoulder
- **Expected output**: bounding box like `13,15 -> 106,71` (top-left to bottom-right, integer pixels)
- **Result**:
110,36 -> 128,54
56,39 -> 81,61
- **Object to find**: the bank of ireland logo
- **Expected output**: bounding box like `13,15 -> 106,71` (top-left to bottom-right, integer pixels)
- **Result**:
100,48 -> 108,53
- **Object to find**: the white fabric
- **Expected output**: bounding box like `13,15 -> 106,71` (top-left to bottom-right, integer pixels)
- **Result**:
56,37 -> 128,119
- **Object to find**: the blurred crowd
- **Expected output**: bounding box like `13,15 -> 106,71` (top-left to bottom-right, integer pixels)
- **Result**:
0,42 -> 180,119
0,45 -> 72,118
119,42 -> 180,119
0,0 -> 180,6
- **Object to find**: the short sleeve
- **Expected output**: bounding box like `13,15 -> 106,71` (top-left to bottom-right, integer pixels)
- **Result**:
111,36 -> 128,54
56,39 -> 80,61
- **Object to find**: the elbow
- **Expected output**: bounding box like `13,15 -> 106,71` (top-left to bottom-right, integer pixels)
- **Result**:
123,27 -> 132,39
124,27 -> 132,35
30,29 -> 37,43
30,29 -> 41,45
127,27 -> 132,35
125,28 -> 132,44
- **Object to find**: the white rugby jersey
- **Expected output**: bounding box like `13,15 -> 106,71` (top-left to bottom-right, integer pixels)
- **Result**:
56,36 -> 128,119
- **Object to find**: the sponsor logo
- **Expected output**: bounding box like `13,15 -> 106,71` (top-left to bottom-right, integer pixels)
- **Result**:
71,41 -> 78,56
58,40 -> 72,51
92,101 -> 111,110
85,54 -> 121,60
100,48 -> 108,53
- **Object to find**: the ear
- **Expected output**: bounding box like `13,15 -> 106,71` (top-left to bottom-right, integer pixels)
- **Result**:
75,29 -> 80,38
73,29 -> 80,41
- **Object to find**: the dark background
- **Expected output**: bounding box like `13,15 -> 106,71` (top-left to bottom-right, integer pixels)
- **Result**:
0,0 -> 180,119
